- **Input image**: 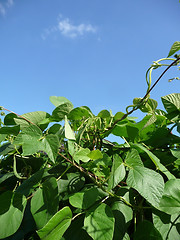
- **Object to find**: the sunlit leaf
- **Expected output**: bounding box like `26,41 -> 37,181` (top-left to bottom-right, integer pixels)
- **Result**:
108,154 -> 125,190
153,210 -> 180,240
37,206 -> 72,240
161,93 -> 180,113
131,143 -> 176,180
64,115 -> 76,140
127,166 -> 164,207
167,41 -> 180,57
50,96 -> 73,107
158,179 -> 180,215
88,149 -> 103,160
84,203 -> 115,240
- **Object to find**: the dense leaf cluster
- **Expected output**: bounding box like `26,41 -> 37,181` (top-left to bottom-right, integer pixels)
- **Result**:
0,42 -> 180,240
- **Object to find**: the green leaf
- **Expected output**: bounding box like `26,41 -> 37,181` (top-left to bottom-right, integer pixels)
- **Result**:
108,154 -> 125,190
131,143 -> 176,180
153,210 -> 180,240
112,199 -> 133,239
134,220 -> 163,240
112,122 -> 139,142
0,142 -> 15,156
158,179 -> 180,215
127,166 -> 164,207
98,110 -> 111,118
167,41 -> 180,57
84,203 -> 115,240
88,149 -> 103,160
50,96 -> 73,107
14,111 -> 50,130
133,98 -> 158,113
51,103 -> 74,121
0,125 -> 20,135
37,206 -> 72,240
41,134 -> 59,163
16,169 -> 44,196
63,215 -> 92,240
73,148 -> 90,163
142,114 -> 157,130
13,155 -> 26,179
31,177 -> 59,229
14,125 -> 59,162
125,148 -> 143,167
64,115 -> 76,140
161,93 -> 180,113
4,113 -> 17,125
14,124 -> 42,156
69,187 -> 106,209
0,172 -> 14,184
171,149 -> 180,159
114,112 -> 125,121
68,106 -> 93,120
0,191 -> 27,239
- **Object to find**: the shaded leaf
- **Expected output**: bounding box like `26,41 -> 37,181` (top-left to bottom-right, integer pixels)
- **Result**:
16,169 -> 44,197
134,220 -> 163,240
0,191 -> 27,239
112,205 -> 132,240
63,215 -> 91,240
51,103 -> 73,121
31,177 -> 59,229
0,125 -> 20,135
69,187 -> 107,209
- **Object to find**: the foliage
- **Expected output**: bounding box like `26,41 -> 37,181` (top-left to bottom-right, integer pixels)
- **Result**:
0,42 -> 180,240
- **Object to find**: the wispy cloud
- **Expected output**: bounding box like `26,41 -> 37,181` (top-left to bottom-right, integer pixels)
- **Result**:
42,15 -> 97,40
6,0 -> 14,8
58,18 -> 97,38
0,0 -> 14,16
0,4 -> 6,16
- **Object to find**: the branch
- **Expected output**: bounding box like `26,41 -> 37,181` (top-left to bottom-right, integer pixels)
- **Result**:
104,57 -> 180,133
1,107 -> 36,126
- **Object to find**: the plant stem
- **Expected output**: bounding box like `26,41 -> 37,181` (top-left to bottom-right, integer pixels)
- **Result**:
104,56 -> 180,133
1,107 -> 35,125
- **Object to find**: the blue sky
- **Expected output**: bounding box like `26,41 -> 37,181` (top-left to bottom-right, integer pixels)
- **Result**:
0,0 -> 180,121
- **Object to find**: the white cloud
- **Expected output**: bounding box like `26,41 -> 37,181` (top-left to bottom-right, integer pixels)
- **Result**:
6,0 -> 14,8
0,0 -> 14,16
42,15 -> 97,40
58,18 -> 97,38
0,4 -> 6,16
